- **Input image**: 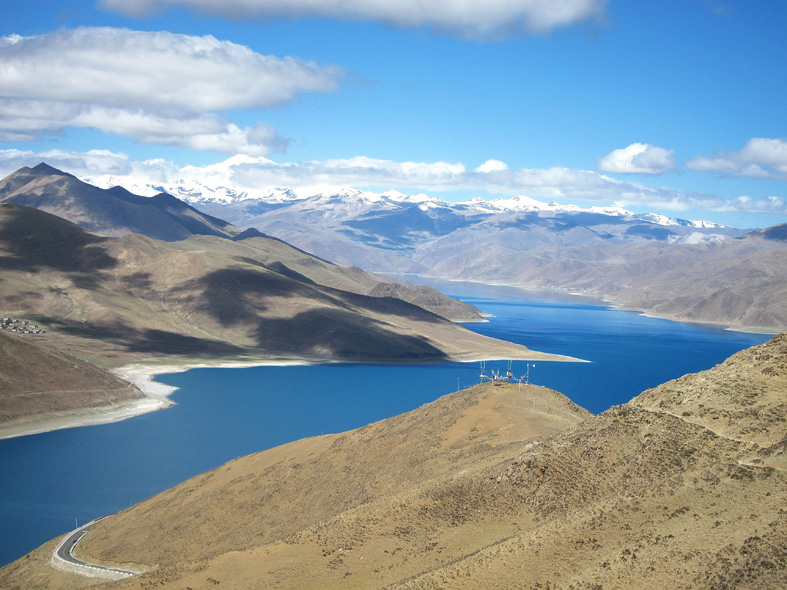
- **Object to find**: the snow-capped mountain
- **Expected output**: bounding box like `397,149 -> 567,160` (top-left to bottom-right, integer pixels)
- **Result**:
81,165 -> 741,274
87,170 -> 728,230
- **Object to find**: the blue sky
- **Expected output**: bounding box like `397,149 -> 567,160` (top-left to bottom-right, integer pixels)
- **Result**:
1,0 -> 785,227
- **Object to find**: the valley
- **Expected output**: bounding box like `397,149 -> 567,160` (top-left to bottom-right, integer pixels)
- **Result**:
0,165 -> 575,438
2,3 -> 785,588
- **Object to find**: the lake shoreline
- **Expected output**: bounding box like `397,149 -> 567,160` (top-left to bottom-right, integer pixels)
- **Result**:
0,344 -> 583,440
408,274 -> 782,335
0,358 -> 324,440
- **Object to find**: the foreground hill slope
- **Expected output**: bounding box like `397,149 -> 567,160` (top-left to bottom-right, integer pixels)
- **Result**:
0,204 -> 551,364
2,335 -> 784,589
0,380 -> 592,589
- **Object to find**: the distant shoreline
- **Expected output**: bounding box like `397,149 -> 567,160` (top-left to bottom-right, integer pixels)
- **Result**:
409,274 -> 782,335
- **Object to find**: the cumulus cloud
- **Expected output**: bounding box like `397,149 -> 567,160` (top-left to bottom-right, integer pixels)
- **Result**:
0,148 -> 135,178
687,138 -> 787,180
0,148 -> 188,184
475,159 -> 509,173
0,28 -> 342,155
99,0 -> 608,40
596,143 -> 676,175
229,156 -> 470,190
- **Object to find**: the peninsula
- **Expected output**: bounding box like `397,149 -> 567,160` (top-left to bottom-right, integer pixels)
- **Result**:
0,193 -> 576,438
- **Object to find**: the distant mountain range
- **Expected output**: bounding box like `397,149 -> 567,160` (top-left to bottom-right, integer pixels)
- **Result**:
83,163 -> 787,332
2,163 -> 786,331
87,164 -> 741,275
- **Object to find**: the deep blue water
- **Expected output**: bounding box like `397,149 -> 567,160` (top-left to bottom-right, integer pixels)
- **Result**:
0,282 -> 770,567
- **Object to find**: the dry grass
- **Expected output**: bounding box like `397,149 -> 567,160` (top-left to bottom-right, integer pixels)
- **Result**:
2,335 -> 785,589
0,331 -> 143,425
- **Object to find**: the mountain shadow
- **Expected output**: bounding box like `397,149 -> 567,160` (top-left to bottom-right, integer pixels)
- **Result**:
0,204 -> 117,273
253,307 -> 448,360
42,317 -> 247,357
176,267 -> 337,326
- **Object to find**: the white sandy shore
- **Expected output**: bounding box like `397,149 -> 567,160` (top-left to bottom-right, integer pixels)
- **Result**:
109,358 -> 322,400
0,358 -> 318,440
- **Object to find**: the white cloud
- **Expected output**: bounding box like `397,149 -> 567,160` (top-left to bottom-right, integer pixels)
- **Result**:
99,0 -> 608,40
475,159 -> 509,173
229,156 -> 470,190
596,143 -> 676,175
687,138 -> 787,180
208,156 -> 787,217
3,150 -> 784,219
0,148 -> 134,178
0,28 -> 343,155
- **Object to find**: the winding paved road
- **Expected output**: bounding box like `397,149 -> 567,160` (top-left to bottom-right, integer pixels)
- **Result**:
51,516 -> 137,580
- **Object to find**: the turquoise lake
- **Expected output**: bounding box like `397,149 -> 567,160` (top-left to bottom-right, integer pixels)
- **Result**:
0,281 -> 770,567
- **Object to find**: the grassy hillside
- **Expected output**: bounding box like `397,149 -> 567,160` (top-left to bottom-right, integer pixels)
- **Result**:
2,335 -> 783,588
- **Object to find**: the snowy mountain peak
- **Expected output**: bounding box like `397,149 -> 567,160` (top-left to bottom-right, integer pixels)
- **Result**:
636,213 -> 728,229
587,205 -> 634,217
80,168 -> 728,230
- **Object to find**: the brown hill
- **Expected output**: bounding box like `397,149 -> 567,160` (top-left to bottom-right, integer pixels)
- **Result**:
0,164 -> 241,241
2,335 -> 784,589
366,281 -> 486,322
0,164 -> 481,324
0,330 -> 145,437
430,230 -> 787,332
175,234 -> 486,321
0,204 -> 557,365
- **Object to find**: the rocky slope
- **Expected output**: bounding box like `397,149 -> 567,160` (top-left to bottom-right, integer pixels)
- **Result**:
2,334 -> 784,589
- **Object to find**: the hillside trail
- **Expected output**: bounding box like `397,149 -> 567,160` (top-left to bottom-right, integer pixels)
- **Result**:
638,406 -> 785,472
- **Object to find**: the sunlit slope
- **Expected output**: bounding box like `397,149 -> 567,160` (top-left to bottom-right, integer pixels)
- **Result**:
0,380 -> 591,588
78,382 -> 591,568
0,163 -> 241,241
0,204 -> 558,363
3,335 -> 784,589
429,228 -> 787,332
